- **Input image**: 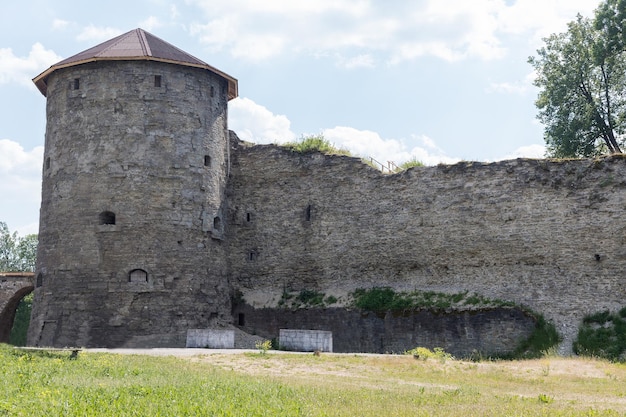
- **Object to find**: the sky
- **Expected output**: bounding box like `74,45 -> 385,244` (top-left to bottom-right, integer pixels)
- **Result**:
0,0 -> 603,236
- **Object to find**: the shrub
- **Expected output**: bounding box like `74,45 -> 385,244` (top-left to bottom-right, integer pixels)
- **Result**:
351,288 -> 494,312
279,289 -> 337,308
352,287 -> 397,311
397,158 -> 424,171
255,340 -> 272,355
574,309 -> 626,361
283,135 -> 351,156
583,310 -> 612,325
296,290 -> 325,306
508,314 -> 561,359
324,295 -> 338,305
406,347 -> 454,362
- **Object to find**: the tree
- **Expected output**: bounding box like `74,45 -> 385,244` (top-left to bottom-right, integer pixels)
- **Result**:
529,7 -> 626,158
0,222 -> 37,272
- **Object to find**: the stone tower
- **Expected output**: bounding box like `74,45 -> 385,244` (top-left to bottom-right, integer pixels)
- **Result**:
28,29 -> 238,348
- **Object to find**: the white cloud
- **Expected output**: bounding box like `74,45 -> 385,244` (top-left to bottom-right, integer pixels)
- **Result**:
231,34 -> 287,61
336,54 -> 375,69
488,81 -> 528,95
52,19 -> 70,30
488,70 -> 537,95
0,43 -> 62,87
0,139 -> 43,175
497,0 -> 598,42
170,5 -> 180,19
498,144 -> 546,160
139,16 -> 163,31
186,0 -> 603,64
228,97 -> 296,143
323,127 -> 459,166
76,25 -> 123,42
0,140 -> 43,235
227,97 -> 459,165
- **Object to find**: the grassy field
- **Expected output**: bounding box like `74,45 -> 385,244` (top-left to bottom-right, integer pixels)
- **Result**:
2,344 -> 626,416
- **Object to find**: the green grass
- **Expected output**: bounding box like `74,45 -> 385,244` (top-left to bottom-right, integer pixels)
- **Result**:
2,344 -> 626,416
397,157 -> 424,171
282,135 -> 351,156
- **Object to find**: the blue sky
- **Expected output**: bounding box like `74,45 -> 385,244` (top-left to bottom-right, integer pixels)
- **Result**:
0,0 -> 602,235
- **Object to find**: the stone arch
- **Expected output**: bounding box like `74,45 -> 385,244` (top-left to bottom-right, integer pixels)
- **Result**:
0,284 -> 34,344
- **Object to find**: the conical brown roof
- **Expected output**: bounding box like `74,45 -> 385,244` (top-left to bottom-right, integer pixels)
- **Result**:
33,28 -> 237,99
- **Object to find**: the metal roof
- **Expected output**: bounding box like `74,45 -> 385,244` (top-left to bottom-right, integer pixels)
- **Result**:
33,28 -> 238,99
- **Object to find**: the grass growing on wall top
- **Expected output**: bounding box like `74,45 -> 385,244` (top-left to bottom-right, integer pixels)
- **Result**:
282,134 -> 352,156
397,157 -> 424,170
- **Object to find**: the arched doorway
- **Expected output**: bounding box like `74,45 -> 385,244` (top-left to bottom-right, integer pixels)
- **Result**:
0,286 -> 34,345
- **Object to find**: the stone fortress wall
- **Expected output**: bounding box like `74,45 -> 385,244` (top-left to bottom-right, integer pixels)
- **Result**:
25,30 -> 626,353
227,139 -> 626,351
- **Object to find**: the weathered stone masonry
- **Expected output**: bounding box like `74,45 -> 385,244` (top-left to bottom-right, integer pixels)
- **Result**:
227,141 -> 626,351
27,29 -> 626,353
29,55 -> 233,348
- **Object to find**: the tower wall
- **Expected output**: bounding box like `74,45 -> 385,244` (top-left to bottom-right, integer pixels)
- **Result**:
28,60 -> 231,347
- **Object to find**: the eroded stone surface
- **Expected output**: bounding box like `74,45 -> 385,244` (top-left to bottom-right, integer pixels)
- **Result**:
27,50 -> 626,354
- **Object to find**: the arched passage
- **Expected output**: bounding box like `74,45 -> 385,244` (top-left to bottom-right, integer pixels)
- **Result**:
0,286 -> 33,343
0,273 -> 35,344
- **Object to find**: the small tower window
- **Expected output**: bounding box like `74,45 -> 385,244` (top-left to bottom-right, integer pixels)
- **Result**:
213,216 -> 222,230
36,273 -> 43,288
129,269 -> 148,283
73,78 -> 80,90
238,313 -> 245,326
246,212 -> 251,222
45,157 -> 50,170
210,86 -> 215,97
305,205 -> 312,221
204,155 -> 211,167
249,251 -> 257,261
99,211 -> 116,225
154,75 -> 162,87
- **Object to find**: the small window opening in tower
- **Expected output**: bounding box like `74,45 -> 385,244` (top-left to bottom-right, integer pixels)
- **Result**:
246,212 -> 251,222
154,75 -> 162,87
73,78 -> 80,90
204,155 -> 211,167
305,205 -> 312,221
249,252 -> 257,261
213,216 -> 222,230
238,313 -> 245,326
210,86 -> 215,97
36,273 -> 43,288
99,211 -> 116,225
128,269 -> 148,283
45,157 -> 50,170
